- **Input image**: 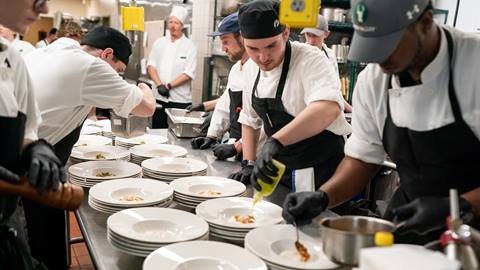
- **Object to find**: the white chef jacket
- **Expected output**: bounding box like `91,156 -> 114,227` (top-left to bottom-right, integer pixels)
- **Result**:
24,37 -> 144,145
35,39 -> 48,48
0,40 -> 40,140
345,26 -> 480,165
12,39 -> 35,56
322,44 -> 339,76
147,33 -> 197,103
207,59 -> 255,139
238,41 -> 351,137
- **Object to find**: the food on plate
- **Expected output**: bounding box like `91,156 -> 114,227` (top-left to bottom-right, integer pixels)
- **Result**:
95,172 -> 115,177
119,195 -> 144,202
95,153 -> 106,160
139,140 -> 146,144
295,241 -> 310,262
197,190 -> 222,196
233,215 -> 255,224
77,143 -> 88,147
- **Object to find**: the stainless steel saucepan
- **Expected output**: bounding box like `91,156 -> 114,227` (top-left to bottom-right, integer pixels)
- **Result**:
320,216 -> 395,266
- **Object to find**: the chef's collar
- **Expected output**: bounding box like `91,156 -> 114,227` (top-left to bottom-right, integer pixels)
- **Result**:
56,37 -> 81,47
0,37 -> 9,52
420,26 -> 448,84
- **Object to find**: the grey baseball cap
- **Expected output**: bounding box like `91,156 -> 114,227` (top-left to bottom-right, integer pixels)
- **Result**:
301,15 -> 329,36
348,0 -> 430,63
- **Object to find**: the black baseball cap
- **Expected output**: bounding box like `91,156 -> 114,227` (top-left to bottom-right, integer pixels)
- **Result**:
81,26 -> 132,66
238,0 -> 285,39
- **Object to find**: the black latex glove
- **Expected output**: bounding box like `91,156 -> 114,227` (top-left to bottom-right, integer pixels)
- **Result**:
186,103 -> 205,112
392,196 -> 472,235
21,139 -> 65,194
282,191 -> 329,225
212,144 -> 237,160
157,85 -> 170,97
191,137 -> 217,150
229,165 -> 253,185
199,112 -> 213,136
250,137 -> 284,191
0,165 -> 20,183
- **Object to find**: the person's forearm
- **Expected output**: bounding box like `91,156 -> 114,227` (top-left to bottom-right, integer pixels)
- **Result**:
147,66 -> 162,86
131,83 -> 156,117
203,99 -> 218,112
87,107 -> 97,121
242,124 -> 259,161
170,73 -> 192,89
321,156 -> 380,207
462,187 -> 480,216
272,100 -> 340,146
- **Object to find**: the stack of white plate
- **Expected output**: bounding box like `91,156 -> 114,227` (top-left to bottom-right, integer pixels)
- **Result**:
245,224 -> 339,270
129,144 -> 188,165
68,160 -> 142,188
143,241 -> 268,270
95,119 -> 114,139
74,135 -> 112,148
196,197 -> 283,244
70,145 -> 130,164
141,157 -> 208,183
115,134 -> 168,149
170,176 -> 246,209
80,124 -> 102,135
88,178 -> 174,214
107,208 -> 209,257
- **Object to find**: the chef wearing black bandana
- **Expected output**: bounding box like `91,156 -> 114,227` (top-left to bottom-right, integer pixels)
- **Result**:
230,0 -> 351,204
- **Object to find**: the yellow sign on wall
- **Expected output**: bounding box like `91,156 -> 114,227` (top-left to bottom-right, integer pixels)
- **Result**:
279,0 -> 321,28
121,6 -> 145,31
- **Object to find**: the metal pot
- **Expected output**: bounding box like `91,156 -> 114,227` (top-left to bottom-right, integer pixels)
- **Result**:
320,216 -> 395,266
321,8 -> 346,23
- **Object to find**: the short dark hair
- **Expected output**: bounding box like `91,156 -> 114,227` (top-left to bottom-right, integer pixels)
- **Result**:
49,28 -> 58,35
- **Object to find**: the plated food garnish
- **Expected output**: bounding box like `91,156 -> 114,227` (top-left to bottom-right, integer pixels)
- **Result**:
96,172 -> 115,177
119,195 -> 144,202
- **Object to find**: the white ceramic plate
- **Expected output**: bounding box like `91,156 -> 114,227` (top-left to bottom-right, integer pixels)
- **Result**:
89,178 -> 173,207
70,145 -> 129,161
115,134 -> 168,145
74,135 -> 112,147
245,224 -> 338,270
130,144 -> 187,159
196,197 -> 283,229
141,157 -> 208,175
80,122 -> 103,135
68,161 -> 141,180
143,241 -> 267,270
170,176 -> 246,199
107,208 -> 208,244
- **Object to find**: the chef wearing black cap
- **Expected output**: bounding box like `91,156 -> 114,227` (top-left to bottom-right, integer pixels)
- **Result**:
232,0 -> 351,200
23,26 -> 155,270
282,0 -> 480,244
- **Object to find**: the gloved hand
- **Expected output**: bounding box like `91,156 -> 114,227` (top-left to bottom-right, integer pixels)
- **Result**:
251,137 -> 284,191
282,191 -> 329,225
157,85 -> 170,97
392,196 -> 472,235
0,165 -> 20,183
186,103 -> 205,112
212,144 -> 237,160
199,112 -> 213,136
191,137 -> 217,150
229,164 -> 253,185
21,139 -> 65,194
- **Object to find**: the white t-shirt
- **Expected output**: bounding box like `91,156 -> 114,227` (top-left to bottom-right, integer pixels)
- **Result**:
344,26 -> 480,165
207,59 -> 255,138
24,37 -> 144,145
238,41 -> 351,136
0,41 -> 40,140
147,34 -> 197,103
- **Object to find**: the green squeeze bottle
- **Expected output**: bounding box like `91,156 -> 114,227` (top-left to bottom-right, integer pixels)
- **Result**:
252,159 -> 286,206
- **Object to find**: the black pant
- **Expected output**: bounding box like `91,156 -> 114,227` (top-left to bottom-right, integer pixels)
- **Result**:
153,100 -> 191,128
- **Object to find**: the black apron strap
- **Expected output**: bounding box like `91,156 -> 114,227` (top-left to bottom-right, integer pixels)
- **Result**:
444,29 -> 464,122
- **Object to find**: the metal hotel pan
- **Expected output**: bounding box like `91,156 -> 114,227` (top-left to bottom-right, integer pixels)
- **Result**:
320,216 -> 395,266
165,108 -> 205,138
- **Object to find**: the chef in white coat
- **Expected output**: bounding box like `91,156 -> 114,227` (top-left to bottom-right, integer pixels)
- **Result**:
282,0 -> 480,244
24,26 -> 155,270
0,0 -> 64,269
301,15 -> 352,112
147,5 -> 197,128
233,0 -> 351,203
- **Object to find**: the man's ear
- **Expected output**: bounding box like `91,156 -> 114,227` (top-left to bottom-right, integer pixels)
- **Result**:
101,47 -> 114,59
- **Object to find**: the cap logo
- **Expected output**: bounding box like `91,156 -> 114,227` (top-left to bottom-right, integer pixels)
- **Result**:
355,2 -> 368,24
406,4 -> 420,20
273,19 -> 280,28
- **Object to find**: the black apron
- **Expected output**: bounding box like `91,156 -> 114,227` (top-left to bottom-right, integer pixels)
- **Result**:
382,28 -> 480,244
23,122 -> 84,270
251,41 -> 345,189
228,89 -> 242,140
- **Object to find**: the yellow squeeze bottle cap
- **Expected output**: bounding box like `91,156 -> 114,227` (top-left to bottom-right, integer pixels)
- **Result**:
374,231 -> 394,246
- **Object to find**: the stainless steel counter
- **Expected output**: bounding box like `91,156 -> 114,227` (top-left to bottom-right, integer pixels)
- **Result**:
75,129 -> 243,270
